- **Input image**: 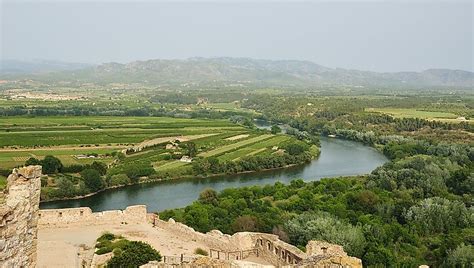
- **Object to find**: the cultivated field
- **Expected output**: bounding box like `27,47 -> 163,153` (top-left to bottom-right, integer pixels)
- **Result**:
0,116 -> 296,172
366,108 -> 472,123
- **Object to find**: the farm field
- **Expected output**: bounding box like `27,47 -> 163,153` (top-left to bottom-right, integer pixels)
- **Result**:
198,134 -> 274,157
0,116 -> 299,173
0,148 -> 118,168
366,108 -> 472,123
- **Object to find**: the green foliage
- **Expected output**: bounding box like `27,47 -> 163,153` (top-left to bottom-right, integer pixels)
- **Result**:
281,141 -> 309,156
285,212 -> 366,257
108,174 -> 131,186
198,188 -> 218,205
80,168 -> 104,192
194,248 -> 208,256
106,241 -> 161,268
0,176 -> 6,190
94,231 -> 160,267
405,197 -> 473,235
184,142 -> 198,157
97,232 -> 116,242
445,244 -> 474,267
232,215 -> 260,232
446,166 -> 474,195
25,157 -> 42,166
270,125 -> 281,134
91,161 -> 107,175
41,155 -> 64,174
26,156 -> 63,174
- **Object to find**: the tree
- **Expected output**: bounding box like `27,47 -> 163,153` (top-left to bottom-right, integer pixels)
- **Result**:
283,142 -> 307,155
55,178 -> 76,197
198,188 -> 218,204
271,125 -> 282,134
185,142 -> 198,157
25,157 -> 41,166
106,241 -> 161,268
445,244 -> 474,267
285,211 -> 366,257
41,155 -> 63,174
80,168 -> 104,192
232,215 -> 259,232
91,161 -> 107,175
405,197 -> 473,235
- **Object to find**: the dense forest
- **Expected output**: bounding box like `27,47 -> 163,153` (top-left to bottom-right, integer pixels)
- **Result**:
160,137 -> 473,266
157,93 -> 473,267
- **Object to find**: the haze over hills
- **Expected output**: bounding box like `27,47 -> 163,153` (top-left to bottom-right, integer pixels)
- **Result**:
1,57 -> 473,88
0,59 -> 92,74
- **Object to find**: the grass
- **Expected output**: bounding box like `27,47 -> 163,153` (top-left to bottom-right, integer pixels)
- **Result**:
154,161 -> 190,171
0,176 -> 6,191
0,115 -> 304,179
366,108 -> 461,120
0,116 -> 234,128
218,135 -> 290,161
0,148 -> 117,169
198,134 -> 274,157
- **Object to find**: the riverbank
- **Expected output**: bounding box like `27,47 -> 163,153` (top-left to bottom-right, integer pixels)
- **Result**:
39,137 -> 388,211
40,156 -> 316,203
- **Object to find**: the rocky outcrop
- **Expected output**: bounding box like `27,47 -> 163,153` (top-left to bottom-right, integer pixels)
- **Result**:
0,166 -> 42,268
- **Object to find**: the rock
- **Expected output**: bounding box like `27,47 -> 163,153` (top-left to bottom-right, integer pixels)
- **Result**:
0,166 -> 42,267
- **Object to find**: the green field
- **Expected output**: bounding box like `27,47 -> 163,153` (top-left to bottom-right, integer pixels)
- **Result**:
0,116 -> 298,172
366,108 -> 472,123
218,135 -> 290,161
198,134 -> 274,157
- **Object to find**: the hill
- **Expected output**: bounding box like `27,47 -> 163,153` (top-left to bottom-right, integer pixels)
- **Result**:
2,57 -> 472,87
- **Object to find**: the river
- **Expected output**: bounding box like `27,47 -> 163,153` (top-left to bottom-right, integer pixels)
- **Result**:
40,137 -> 388,212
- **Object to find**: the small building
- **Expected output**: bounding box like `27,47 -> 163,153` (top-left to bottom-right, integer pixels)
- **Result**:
166,143 -> 178,150
180,156 -> 193,163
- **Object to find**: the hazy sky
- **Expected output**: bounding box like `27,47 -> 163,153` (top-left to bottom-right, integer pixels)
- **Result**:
1,0 -> 473,72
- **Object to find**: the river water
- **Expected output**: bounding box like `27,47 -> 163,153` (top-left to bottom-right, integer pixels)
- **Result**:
40,137 -> 388,212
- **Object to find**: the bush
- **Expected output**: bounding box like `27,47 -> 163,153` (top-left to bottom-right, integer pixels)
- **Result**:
97,232 -> 116,243
285,211 -> 366,257
106,241 -> 161,267
445,244 -> 474,267
96,247 -> 113,255
194,248 -> 208,256
80,168 -> 104,192
108,174 -> 130,186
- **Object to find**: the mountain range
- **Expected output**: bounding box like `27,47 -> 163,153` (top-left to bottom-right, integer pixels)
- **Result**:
1,57 -> 472,88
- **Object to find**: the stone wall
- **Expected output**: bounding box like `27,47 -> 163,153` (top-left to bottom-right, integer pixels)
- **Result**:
38,205 -> 147,228
152,217 -> 234,251
0,166 -> 42,268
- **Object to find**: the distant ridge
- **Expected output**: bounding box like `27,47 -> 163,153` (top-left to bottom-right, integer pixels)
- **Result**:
2,57 -> 473,87
0,59 -> 92,74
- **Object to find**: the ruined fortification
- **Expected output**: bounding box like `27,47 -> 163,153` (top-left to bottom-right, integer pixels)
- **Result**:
38,205 -> 147,228
0,166 -> 362,268
149,217 -> 362,268
0,166 -> 42,268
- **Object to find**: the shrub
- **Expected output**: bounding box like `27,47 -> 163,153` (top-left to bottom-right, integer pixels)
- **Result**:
285,211 -> 366,257
108,174 -> 130,186
97,232 -> 116,243
80,168 -> 104,192
194,248 -> 208,256
106,241 -> 161,267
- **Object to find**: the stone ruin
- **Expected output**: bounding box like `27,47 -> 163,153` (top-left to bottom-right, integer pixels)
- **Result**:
0,166 -> 42,268
148,217 -> 362,268
0,166 -> 363,268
